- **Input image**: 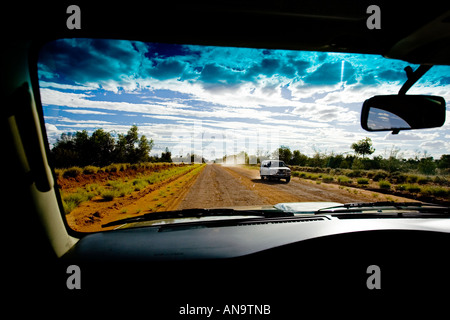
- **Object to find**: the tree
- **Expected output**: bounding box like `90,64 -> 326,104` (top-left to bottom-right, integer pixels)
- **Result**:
418,157 -> 436,175
438,154 -> 450,169
351,137 -> 375,158
50,125 -> 153,167
291,150 -> 308,166
50,132 -> 77,167
275,146 -> 292,164
90,129 -> 115,166
115,125 -> 153,163
160,147 -> 172,163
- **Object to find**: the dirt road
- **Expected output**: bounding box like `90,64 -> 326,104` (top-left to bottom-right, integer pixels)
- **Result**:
175,164 -> 412,209
67,163 -> 417,232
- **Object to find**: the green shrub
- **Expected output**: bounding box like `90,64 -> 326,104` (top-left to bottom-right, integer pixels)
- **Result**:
104,164 -> 119,172
378,180 -> 391,190
337,176 -> 352,185
62,189 -> 96,214
433,176 -> 449,186
357,178 -> 369,185
421,186 -> 450,197
347,170 -> 362,178
372,171 -> 388,181
292,171 -> 300,177
390,172 -> 407,184
54,169 -> 64,179
308,173 -> 321,180
101,190 -> 119,201
406,184 -> 421,194
63,167 -> 83,178
83,165 -> 99,174
417,177 -> 430,185
322,175 -> 334,183
132,179 -> 147,191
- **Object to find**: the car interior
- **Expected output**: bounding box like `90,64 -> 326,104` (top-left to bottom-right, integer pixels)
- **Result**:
4,1 -> 450,316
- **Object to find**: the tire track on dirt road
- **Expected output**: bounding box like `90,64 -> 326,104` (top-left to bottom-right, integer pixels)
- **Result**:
175,164 -> 270,209
176,164 -> 415,209
223,165 -> 416,204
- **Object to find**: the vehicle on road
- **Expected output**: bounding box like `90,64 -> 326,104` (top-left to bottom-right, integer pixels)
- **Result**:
260,160 -> 291,182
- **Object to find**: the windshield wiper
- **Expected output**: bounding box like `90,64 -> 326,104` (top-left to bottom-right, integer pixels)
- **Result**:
102,208 -> 294,228
315,201 -> 450,216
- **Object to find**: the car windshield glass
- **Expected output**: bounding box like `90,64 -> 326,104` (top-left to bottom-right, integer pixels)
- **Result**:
37,39 -> 450,233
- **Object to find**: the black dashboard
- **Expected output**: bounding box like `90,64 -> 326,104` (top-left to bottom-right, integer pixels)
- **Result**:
62,216 -> 450,312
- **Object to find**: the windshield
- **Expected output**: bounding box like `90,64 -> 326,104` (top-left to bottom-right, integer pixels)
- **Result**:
37,39 -> 450,232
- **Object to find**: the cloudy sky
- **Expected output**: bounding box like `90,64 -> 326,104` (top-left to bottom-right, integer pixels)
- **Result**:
38,38 -> 450,161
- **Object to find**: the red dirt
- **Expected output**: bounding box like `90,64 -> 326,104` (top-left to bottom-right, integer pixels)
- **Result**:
62,163 -> 419,233
57,163 -> 180,192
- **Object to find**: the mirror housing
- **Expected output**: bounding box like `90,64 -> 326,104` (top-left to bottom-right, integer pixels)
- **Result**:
361,95 -> 446,134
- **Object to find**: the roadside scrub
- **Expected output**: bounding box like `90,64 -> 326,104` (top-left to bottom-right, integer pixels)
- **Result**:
60,163 -> 204,214
290,167 -> 449,203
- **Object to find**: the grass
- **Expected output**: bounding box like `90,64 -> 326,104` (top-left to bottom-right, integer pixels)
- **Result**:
337,175 -> 352,185
421,186 -> 450,197
61,163 -> 205,214
378,180 -> 391,190
61,188 -> 98,214
99,164 -> 202,201
293,167 -> 449,202
357,178 -> 369,185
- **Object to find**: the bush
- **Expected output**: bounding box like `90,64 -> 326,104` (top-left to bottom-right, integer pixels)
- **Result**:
357,178 -> 369,185
101,190 -> 119,201
390,172 -> 407,184
347,170 -> 362,178
337,176 -> 352,185
422,186 -> 450,197
378,180 -> 391,190
62,189 -> 96,214
322,175 -> 334,183
406,175 -> 419,183
83,165 -> 99,174
63,167 -> 83,178
292,171 -> 300,177
132,179 -> 147,191
104,164 -> 119,172
372,171 -> 388,181
406,184 -> 422,194
433,176 -> 449,186
417,177 -> 430,185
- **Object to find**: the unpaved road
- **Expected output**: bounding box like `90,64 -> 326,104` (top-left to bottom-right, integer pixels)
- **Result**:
175,164 -> 412,209
68,163 -> 416,232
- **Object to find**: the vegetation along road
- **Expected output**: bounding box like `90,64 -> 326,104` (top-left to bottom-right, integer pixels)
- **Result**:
61,163 -> 416,232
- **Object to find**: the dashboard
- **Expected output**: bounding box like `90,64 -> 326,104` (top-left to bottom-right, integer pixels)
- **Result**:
65,216 -> 450,261
61,217 -> 450,314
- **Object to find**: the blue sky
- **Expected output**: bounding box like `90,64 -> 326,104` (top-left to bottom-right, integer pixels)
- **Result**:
38,39 -> 450,161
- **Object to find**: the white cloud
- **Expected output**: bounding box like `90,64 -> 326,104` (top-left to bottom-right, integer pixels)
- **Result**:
62,109 -> 113,115
420,140 -> 449,149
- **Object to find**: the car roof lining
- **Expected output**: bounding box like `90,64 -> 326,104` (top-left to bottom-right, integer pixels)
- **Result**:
14,1 -> 450,66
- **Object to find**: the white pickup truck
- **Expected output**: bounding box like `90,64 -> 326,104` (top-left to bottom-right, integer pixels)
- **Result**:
260,160 -> 291,183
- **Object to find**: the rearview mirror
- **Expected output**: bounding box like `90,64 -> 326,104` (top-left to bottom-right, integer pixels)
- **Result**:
361,95 -> 446,134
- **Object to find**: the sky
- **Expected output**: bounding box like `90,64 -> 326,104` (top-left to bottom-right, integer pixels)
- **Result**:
38,38 -> 450,162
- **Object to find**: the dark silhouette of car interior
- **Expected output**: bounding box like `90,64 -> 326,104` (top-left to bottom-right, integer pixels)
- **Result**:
3,1 -> 450,315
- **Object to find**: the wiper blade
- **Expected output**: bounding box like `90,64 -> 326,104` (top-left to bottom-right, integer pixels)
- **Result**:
102,208 -> 293,228
316,201 -> 450,215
